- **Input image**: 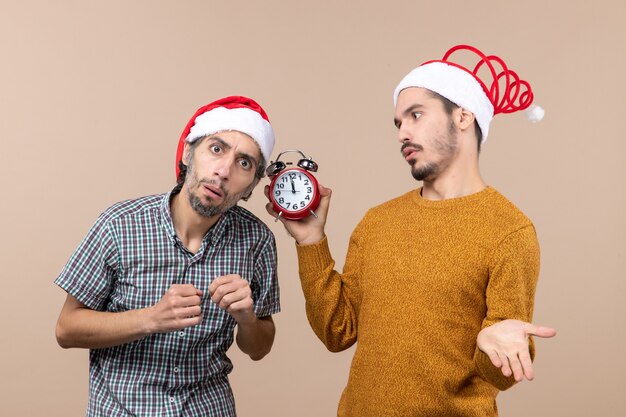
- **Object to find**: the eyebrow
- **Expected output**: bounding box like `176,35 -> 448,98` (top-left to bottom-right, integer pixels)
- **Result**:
393,104 -> 424,128
209,135 -> 260,168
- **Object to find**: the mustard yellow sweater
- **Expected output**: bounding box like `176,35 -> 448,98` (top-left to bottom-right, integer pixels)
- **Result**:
296,187 -> 539,416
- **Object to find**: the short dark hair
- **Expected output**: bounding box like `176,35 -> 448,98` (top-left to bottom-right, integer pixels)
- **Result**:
426,90 -> 483,153
173,136 -> 266,198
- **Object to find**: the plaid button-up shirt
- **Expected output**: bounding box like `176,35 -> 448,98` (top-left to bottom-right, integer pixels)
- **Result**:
55,191 -> 280,417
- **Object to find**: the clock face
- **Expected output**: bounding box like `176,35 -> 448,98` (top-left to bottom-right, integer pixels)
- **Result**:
270,168 -> 319,219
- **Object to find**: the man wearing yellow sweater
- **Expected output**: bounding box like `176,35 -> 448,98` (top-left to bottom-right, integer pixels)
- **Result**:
266,45 -> 556,416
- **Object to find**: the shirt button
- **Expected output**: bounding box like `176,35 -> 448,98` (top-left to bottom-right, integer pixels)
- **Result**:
173,367 -> 179,373
178,331 -> 184,337
169,397 -> 175,403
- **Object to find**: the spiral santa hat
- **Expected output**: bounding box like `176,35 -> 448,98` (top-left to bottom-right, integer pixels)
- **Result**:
393,44 -> 543,143
175,96 -> 275,179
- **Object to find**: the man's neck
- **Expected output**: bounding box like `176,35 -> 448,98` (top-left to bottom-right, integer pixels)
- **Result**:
170,190 -> 221,253
420,156 -> 486,201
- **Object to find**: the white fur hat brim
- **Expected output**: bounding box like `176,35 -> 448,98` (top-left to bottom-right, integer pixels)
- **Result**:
393,62 -> 494,142
187,106 -> 275,164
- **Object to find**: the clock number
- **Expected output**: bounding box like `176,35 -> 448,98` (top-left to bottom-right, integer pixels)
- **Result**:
272,170 -> 319,216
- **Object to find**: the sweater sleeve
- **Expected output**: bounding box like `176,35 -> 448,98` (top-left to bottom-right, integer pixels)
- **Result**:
295,225 -> 363,352
473,224 -> 540,391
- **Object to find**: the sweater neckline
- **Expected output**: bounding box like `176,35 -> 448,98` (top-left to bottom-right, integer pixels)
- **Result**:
412,186 -> 495,208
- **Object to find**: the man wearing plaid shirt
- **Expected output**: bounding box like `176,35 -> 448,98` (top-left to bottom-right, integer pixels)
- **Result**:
55,96 -> 280,417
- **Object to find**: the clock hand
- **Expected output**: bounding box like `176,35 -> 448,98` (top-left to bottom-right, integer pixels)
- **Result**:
291,179 -> 296,194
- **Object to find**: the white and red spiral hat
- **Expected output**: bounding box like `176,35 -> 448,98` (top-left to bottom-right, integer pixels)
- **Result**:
175,96 -> 275,178
393,44 -> 543,143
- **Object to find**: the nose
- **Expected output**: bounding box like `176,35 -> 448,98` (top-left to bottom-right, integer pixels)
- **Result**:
397,121 -> 411,143
214,156 -> 234,180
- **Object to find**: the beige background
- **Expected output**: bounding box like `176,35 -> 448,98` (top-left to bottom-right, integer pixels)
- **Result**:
1,1 -> 625,416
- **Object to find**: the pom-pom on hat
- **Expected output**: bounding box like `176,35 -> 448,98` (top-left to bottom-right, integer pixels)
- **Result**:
175,96 -> 275,179
393,45 -> 541,143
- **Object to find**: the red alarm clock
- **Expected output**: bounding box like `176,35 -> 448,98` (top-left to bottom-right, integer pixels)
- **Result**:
266,150 -> 320,221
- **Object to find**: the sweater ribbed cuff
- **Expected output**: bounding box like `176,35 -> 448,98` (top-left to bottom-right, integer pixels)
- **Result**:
295,236 -> 334,276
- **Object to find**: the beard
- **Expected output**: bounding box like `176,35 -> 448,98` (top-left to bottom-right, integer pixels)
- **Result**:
184,158 -> 256,218
411,161 -> 440,181
405,120 -> 458,182
188,188 -> 235,218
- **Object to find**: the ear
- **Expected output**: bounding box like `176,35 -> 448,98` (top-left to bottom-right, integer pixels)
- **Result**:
181,141 -> 192,166
241,190 -> 253,201
457,108 -> 476,132
241,177 -> 260,202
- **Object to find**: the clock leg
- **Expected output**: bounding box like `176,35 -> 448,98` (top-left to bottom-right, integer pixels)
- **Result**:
274,211 -> 283,222
309,209 -> 318,218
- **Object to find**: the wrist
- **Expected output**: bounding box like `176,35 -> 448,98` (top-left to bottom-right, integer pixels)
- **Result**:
296,232 -> 325,246
233,310 -> 257,327
138,306 -> 157,335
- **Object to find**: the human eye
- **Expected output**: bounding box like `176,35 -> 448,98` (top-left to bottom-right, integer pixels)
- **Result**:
411,111 -> 422,120
210,143 -> 223,154
238,158 -> 252,170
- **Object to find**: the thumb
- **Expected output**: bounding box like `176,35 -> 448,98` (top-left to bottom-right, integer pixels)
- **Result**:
316,185 -> 332,213
525,324 -> 557,338
308,184 -> 332,219
319,184 -> 332,198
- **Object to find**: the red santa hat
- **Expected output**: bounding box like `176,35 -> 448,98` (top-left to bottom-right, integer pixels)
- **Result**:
175,96 -> 275,179
393,44 -> 542,143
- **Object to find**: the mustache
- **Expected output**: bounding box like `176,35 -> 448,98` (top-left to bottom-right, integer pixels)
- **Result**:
198,179 -> 227,195
401,143 -> 423,154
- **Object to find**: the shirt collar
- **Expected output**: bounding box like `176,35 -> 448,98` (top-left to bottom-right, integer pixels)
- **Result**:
159,187 -> 233,248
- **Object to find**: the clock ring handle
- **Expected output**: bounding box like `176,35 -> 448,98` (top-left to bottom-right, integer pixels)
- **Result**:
274,149 -> 309,162
267,149 -> 319,177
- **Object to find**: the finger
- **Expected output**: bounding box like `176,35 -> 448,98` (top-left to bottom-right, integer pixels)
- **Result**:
170,283 -> 201,296
507,353 -> 524,382
312,186 -> 332,219
219,291 -> 250,310
525,324 -> 557,338
214,284 -> 251,307
518,349 -> 535,380
318,184 -> 332,197
208,275 -> 238,294
263,184 -> 270,198
177,315 -> 203,328
183,294 -> 202,307
211,274 -> 243,290
170,294 -> 202,309
179,305 -> 202,318
265,200 -> 277,216
225,297 -> 254,314
265,201 -> 297,230
211,281 -> 248,305
497,352 -> 512,377
221,274 -> 241,280
318,185 -> 332,205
